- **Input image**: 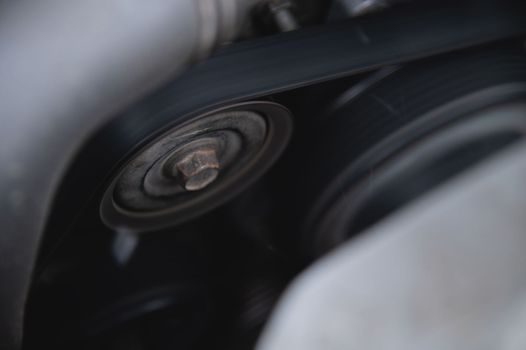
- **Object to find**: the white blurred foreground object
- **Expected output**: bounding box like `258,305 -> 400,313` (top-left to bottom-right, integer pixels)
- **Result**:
258,141 -> 526,350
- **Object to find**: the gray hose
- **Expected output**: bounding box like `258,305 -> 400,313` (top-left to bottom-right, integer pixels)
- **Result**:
0,0 -> 250,348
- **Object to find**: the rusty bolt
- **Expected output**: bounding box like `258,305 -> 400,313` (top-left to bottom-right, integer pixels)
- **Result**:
174,148 -> 220,191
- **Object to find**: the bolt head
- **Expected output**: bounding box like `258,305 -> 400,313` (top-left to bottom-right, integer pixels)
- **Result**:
175,148 -> 220,191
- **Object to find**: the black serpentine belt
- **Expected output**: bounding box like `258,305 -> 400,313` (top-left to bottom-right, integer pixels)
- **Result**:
43,2 -> 526,266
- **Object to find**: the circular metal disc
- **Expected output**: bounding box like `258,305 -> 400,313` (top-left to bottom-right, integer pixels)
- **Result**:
100,101 -> 293,232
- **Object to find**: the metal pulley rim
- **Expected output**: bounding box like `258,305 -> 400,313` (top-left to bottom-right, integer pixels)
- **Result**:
304,83 -> 526,257
100,101 -> 293,232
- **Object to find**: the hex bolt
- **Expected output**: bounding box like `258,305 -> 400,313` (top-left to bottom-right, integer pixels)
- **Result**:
173,148 -> 220,191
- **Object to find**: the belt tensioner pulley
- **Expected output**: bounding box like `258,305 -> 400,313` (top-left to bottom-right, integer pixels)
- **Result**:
100,101 -> 293,232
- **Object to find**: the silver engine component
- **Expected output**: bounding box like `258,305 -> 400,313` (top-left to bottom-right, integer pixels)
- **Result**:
257,141 -> 526,350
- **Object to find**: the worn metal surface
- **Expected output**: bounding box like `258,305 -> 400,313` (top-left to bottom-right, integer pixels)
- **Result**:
257,141 -> 526,350
100,102 -> 293,232
0,1 -> 251,348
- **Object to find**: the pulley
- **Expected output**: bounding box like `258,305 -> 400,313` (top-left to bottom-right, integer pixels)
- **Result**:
100,101 -> 293,232
297,44 -> 526,257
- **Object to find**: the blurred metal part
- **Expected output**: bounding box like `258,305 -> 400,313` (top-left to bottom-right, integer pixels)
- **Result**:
0,0 -> 255,348
269,0 -> 300,32
331,0 -> 389,18
196,0 -> 261,54
347,0 -> 389,16
112,230 -> 140,266
330,0 -> 413,18
257,141 -> 526,350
